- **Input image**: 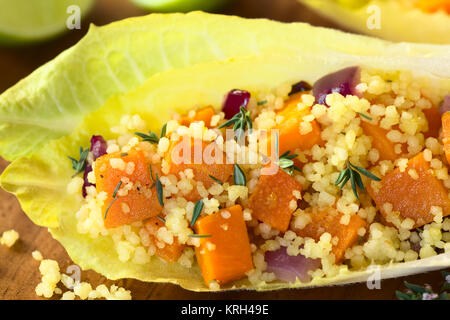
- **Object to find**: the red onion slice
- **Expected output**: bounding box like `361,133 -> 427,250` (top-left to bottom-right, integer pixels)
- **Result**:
265,246 -> 321,283
289,81 -> 312,96
439,95 -> 450,115
82,135 -> 107,197
222,89 -> 250,119
313,66 -> 362,106
82,163 -> 94,198
90,135 -> 107,160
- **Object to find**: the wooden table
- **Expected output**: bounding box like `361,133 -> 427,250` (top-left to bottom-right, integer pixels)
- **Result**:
0,0 -> 447,300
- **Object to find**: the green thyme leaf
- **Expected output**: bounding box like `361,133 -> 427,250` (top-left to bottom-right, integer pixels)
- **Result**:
188,234 -> 212,238
218,117 -> 238,129
439,293 -> 448,300
208,175 -> 223,185
334,168 -> 349,186
349,168 -> 359,200
112,180 -> 123,198
404,282 -> 427,294
149,164 -> 155,182
338,173 -> 351,189
190,200 -> 204,227
278,157 -> 294,169
350,163 -> 381,181
335,161 -> 380,199
396,291 -> 413,300
156,215 -> 166,223
104,181 -> 123,219
155,173 -> 164,207
257,100 -> 267,106
160,123 -> 167,138
357,112 -> 373,121
68,147 -> 89,176
273,132 -> 301,175
218,106 -> 252,141
358,236 -> 363,244
134,131 -> 159,144
233,164 -> 247,186
354,170 -> 365,192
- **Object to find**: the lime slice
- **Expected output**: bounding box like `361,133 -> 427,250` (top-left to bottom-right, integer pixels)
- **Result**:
131,0 -> 230,13
0,0 -> 94,45
337,0 -> 369,9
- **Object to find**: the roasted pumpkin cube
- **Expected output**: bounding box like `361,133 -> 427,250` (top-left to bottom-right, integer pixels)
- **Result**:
144,217 -> 185,263
293,207 -> 366,263
261,93 -> 322,157
248,165 -> 303,232
194,205 -> 253,286
95,147 -> 162,229
361,121 -> 400,162
423,106 -> 441,138
367,152 -> 450,229
165,137 -> 233,201
180,106 -> 216,128
442,112 -> 450,164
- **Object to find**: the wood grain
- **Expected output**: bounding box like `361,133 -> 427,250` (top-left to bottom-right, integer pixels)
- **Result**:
0,0 -> 447,300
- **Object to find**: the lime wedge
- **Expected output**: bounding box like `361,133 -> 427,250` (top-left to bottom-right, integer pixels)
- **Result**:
0,0 -> 94,45
131,0 -> 230,13
337,0 -> 369,9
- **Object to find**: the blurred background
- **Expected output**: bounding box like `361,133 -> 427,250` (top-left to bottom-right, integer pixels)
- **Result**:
0,0 -> 344,93
0,0 -> 448,300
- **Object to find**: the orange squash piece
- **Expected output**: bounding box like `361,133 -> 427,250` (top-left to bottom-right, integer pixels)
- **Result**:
144,217 -> 185,263
262,93 -> 322,157
194,205 -> 253,286
442,112 -> 450,164
248,165 -> 303,232
166,137 -> 233,201
95,147 -> 162,229
367,152 -> 450,229
361,121 -> 400,162
180,106 -> 216,128
414,0 -> 450,14
423,107 -> 441,138
293,207 -> 366,263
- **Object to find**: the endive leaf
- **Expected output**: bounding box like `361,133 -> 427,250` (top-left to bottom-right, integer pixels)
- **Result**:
2,11 -> 450,161
1,13 -> 450,291
299,0 -> 450,44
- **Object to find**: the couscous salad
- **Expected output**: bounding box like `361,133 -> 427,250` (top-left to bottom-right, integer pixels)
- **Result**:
66,66 -> 450,289
0,13 -> 449,293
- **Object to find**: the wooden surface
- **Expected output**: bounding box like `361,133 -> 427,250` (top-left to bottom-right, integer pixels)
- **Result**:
0,0 -> 447,300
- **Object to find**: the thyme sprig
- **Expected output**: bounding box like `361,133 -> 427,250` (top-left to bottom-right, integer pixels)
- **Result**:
134,131 -> 159,144
233,164 -> 247,186
278,151 -> 302,175
218,106 -> 252,141
104,181 -> 123,219
68,147 -> 89,177
156,215 -> 166,223
190,200 -> 204,227
160,123 -> 167,138
357,112 -> 373,121
273,131 -> 301,175
188,234 -> 212,238
334,161 -> 381,200
208,175 -> 223,185
396,272 -> 449,300
155,173 -> 164,207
